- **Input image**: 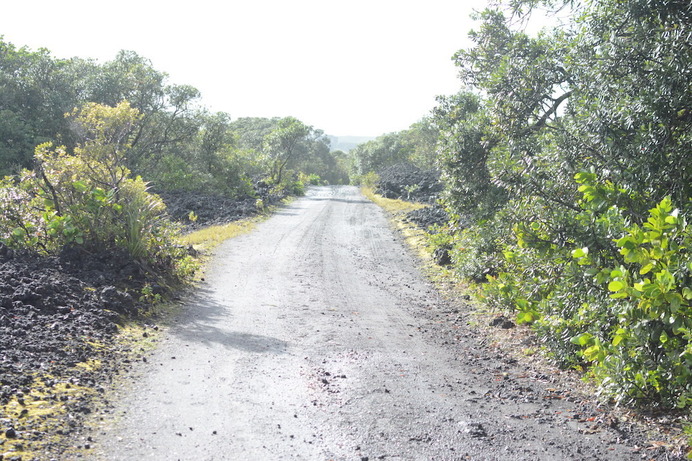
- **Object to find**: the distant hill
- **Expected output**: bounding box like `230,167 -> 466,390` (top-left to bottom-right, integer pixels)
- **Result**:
328,135 -> 375,152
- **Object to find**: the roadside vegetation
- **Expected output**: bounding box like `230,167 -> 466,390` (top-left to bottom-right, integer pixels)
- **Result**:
0,39 -> 350,295
0,0 -> 690,456
432,0 -> 691,413
0,39 -> 349,458
349,0 -> 691,454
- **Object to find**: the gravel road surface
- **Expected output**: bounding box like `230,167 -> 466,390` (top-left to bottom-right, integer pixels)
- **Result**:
89,186 -> 651,460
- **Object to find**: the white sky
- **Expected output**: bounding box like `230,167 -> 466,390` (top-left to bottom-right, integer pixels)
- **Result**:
1,0 -> 491,137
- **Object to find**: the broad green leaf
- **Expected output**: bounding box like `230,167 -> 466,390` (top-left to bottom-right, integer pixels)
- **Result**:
683,287 -> 692,300
583,344 -> 602,362
572,247 -> 588,258
516,311 -> 536,324
72,180 -> 88,192
639,263 -> 654,275
665,293 -> 682,312
570,332 -> 593,346
610,268 -> 624,278
608,280 -> 625,292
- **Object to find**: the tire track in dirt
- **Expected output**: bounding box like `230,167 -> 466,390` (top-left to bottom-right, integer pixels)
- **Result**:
84,186 -> 661,460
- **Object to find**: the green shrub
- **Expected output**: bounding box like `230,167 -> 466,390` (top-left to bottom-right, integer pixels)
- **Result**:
0,102 -> 196,283
573,196 -> 691,407
452,223 -> 505,283
299,173 -> 322,186
351,171 -> 379,188
477,173 -> 691,407
289,180 -> 305,196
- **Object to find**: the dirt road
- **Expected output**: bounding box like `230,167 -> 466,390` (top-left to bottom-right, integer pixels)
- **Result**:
90,186 -> 650,460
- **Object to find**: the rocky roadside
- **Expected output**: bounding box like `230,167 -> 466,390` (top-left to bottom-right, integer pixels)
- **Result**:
0,245 -> 153,460
0,170 -> 688,459
375,162 -> 443,203
372,164 -> 690,459
0,185 -> 287,460
370,163 -> 689,458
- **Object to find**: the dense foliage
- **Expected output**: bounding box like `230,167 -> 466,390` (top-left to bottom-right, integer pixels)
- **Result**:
433,0 -> 691,409
0,40 -> 348,194
0,102 -> 194,281
0,38 -> 349,294
348,118 -> 439,183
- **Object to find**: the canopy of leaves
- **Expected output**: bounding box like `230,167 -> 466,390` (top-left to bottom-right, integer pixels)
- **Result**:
0,38 -> 348,195
435,0 -> 692,408
348,118 -> 439,180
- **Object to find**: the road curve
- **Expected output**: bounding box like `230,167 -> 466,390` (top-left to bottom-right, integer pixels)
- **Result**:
90,186 -> 644,460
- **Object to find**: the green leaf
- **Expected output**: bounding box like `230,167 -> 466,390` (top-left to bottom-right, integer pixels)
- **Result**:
665,293 -> 682,312
639,263 -> 654,275
583,344 -> 602,362
683,287 -> 692,300
608,280 -> 625,292
610,268 -> 624,278
72,180 -> 88,192
572,247 -> 588,258
516,311 -> 537,324
659,331 -> 669,344
570,332 -> 593,346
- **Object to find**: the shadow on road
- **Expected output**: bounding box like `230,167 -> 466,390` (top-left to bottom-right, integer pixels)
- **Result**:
304,196 -> 368,204
170,288 -> 289,354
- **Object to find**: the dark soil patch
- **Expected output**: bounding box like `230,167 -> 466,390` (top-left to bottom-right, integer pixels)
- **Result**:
0,245 -> 138,390
159,180 -> 290,231
160,192 -> 258,230
0,243 -> 156,458
375,163 -> 443,203
0,184 -> 292,458
405,204 -> 449,229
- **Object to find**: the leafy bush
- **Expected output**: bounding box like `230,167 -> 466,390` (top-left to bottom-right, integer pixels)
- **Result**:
451,222 -> 506,283
0,102 -> 196,283
300,173 -> 322,186
351,171 -> 379,188
156,155 -> 256,198
288,179 -> 305,196
573,196 -> 691,407
479,177 -> 691,407
434,0 -> 692,411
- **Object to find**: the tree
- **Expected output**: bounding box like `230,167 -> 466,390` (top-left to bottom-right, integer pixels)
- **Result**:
349,132 -> 408,178
229,117 -> 281,152
348,119 -> 440,181
0,39 -> 87,174
402,118 -> 440,169
436,0 -> 692,407
433,91 -> 506,222
63,101 -> 141,190
263,117 -> 311,184
87,50 -> 166,112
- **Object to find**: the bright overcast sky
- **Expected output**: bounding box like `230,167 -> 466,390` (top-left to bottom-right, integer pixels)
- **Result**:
1,0 -> 492,137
